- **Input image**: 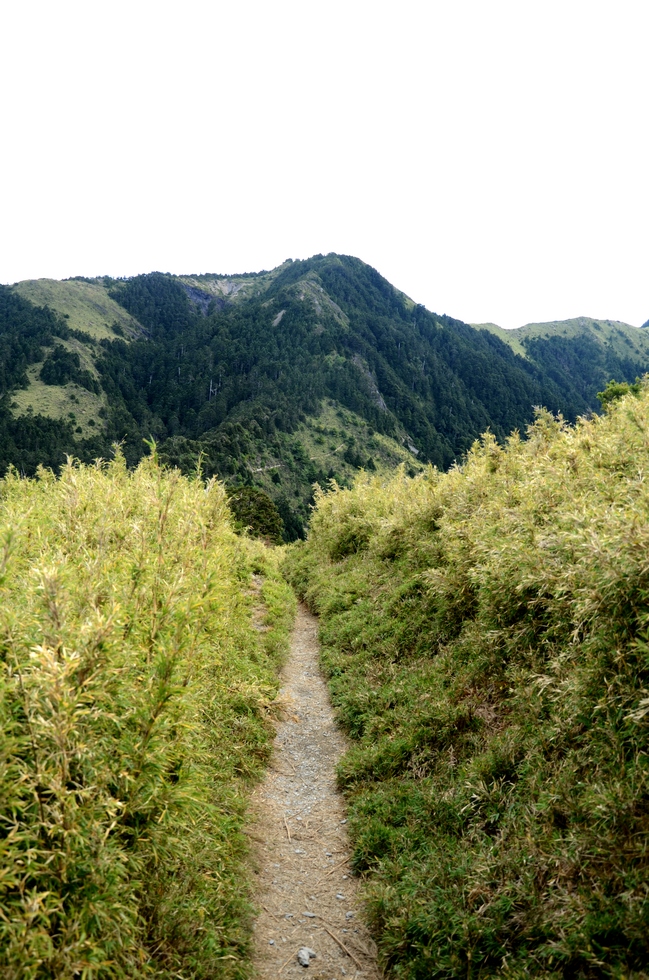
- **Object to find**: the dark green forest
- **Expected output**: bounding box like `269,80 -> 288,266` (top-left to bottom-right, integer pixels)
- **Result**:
93,260 -> 586,468
521,331 -> 648,408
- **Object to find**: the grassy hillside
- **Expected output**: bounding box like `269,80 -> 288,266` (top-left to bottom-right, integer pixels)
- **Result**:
6,280 -> 141,442
13,278 -> 142,340
10,364 -> 105,439
0,285 -> 110,472
10,333 -> 108,439
160,399 -> 424,539
0,451 -> 295,979
293,401 -> 423,479
473,323 -> 527,358
284,382 -> 649,978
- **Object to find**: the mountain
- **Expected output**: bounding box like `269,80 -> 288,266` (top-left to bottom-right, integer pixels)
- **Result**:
2,255 -> 649,539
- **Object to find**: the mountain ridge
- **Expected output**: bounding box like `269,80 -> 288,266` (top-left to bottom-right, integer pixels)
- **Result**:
474,315 -> 649,356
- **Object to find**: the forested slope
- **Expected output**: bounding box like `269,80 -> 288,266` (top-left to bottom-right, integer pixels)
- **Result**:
285,382 -> 649,978
53,256 -> 605,533
100,256 -> 577,474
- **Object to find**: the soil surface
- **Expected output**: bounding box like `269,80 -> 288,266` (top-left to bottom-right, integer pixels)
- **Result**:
249,604 -> 380,980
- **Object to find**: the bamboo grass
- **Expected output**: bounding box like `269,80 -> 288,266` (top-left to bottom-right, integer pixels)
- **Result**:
285,383 -> 649,978
0,448 -> 294,979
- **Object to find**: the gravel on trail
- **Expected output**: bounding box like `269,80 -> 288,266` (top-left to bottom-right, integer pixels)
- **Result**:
249,604 -> 380,980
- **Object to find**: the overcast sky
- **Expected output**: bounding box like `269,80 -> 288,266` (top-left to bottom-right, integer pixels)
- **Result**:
2,0 -> 646,328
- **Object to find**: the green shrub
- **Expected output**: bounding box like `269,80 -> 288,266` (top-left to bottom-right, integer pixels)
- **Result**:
227,486 -> 284,544
284,384 -> 649,978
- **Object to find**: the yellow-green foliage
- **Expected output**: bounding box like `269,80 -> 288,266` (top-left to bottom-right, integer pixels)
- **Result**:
0,451 -> 294,979
285,385 -> 649,978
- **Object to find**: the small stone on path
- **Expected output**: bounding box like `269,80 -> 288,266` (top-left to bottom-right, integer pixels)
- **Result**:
297,946 -> 317,966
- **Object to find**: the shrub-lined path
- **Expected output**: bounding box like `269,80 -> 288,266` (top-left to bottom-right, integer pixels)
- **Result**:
249,605 -> 380,979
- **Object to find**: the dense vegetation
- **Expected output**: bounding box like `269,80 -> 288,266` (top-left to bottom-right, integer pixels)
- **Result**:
0,451 -> 295,978
0,285 -> 71,395
285,382 -> 649,978
4,256 -> 649,975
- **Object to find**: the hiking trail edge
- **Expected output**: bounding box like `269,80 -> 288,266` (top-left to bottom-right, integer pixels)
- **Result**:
249,603 -> 380,979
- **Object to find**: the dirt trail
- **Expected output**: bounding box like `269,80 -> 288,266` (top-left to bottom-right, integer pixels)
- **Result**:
249,604 -> 380,980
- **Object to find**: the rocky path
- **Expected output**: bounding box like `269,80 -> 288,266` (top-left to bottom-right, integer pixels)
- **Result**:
249,604 -> 380,980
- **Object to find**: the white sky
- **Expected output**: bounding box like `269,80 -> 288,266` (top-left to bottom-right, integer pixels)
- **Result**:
1,0 -> 647,328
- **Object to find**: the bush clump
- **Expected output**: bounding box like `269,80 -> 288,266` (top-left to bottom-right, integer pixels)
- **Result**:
284,383 -> 649,978
40,344 -> 100,393
227,485 -> 285,544
0,449 -> 293,979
